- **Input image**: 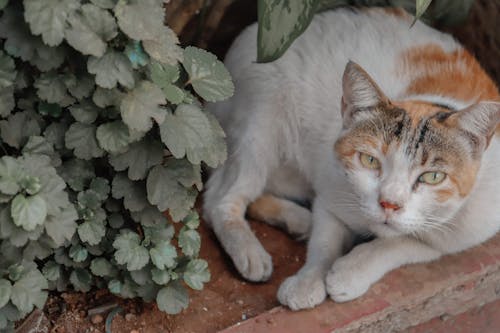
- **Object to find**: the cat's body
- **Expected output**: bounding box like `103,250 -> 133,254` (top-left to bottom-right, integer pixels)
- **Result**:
203,7 -> 500,310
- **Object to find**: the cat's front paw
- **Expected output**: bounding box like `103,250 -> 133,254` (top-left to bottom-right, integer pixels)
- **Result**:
326,257 -> 371,302
277,270 -> 326,310
234,240 -> 273,282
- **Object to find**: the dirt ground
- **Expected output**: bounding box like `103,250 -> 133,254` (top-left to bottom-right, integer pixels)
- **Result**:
46,218 -> 306,333
25,0 -> 500,332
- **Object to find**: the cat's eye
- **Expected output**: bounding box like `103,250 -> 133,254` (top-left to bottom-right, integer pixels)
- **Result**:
418,171 -> 446,185
359,153 -> 381,170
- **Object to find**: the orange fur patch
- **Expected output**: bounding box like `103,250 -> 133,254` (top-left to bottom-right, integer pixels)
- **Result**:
401,44 -> 500,103
447,162 -> 479,198
392,100 -> 445,127
247,194 -> 283,222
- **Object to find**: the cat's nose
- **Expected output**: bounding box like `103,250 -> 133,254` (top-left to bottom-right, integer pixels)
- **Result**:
379,200 -> 401,211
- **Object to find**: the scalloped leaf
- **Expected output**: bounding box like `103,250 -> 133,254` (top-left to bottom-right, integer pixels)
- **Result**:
156,281 -> 188,315
65,3 -> 117,56
11,194 -> 47,231
159,104 -> 226,167
120,81 -> 166,132
182,47 -> 234,102
113,231 -> 149,270
88,51 -> 134,89
183,259 -> 210,290
65,123 -> 105,160
24,0 -> 80,46
114,0 -> 164,41
109,138 -> 163,180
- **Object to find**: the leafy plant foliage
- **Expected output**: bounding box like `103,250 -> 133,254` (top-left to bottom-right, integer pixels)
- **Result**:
0,0 -> 233,329
257,0 -> 474,63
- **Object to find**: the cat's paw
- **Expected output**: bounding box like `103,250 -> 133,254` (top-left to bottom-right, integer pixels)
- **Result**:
277,271 -> 326,310
219,225 -> 273,282
325,256 -> 371,302
233,239 -> 273,282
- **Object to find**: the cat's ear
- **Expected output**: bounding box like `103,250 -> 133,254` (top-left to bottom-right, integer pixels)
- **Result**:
445,101 -> 500,149
341,61 -> 389,127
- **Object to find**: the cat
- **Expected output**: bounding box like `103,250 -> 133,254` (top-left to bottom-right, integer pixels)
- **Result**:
203,7 -> 500,310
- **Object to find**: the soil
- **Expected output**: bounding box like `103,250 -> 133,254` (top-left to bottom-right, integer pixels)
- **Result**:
45,218 -> 306,333
26,0 -> 500,332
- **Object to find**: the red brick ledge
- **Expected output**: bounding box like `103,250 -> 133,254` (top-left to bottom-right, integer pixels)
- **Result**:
219,233 -> 500,333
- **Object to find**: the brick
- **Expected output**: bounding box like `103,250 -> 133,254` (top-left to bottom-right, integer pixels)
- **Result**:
219,233 -> 500,333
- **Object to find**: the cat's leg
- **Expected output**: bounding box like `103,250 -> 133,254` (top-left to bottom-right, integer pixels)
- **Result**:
247,194 -> 312,239
203,146 -> 275,282
277,200 -> 353,310
326,236 -> 442,302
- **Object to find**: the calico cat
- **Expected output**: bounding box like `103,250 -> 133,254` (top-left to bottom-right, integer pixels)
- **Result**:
203,7 -> 500,310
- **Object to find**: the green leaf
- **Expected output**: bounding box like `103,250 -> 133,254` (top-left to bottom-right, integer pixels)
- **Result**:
120,81 -> 166,132
125,41 -> 149,69
31,43 -> 66,71
65,3 -> 117,57
69,100 -> 99,124
90,258 -> 116,277
114,0 -> 164,41
146,165 -> 198,221
0,0 -> 8,10
88,51 -> 135,89
415,0 -> 433,22
69,244 -> 88,262
150,62 -> 185,104
143,223 -> 174,246
96,120 -> 130,153
108,279 -> 121,294
183,259 -> 210,290
156,281 -> 188,315
78,218 -> 106,245
11,269 -> 48,313
131,205 -> 164,227
0,156 -> 22,195
143,26 -> 183,65
0,111 -> 42,149
178,227 -> 201,257
183,47 -> 234,102
11,194 -> 47,231
22,136 -> 61,167
113,231 -> 149,270
151,268 -> 170,285
24,0 -> 80,46
0,279 -> 11,309
130,268 -> 150,286
165,158 -> 202,191
34,72 -> 75,106
66,74 -> 95,99
109,138 -> 163,180
42,261 -> 61,282
91,0 -> 117,9
150,241 -> 177,270
92,87 -> 124,107
89,178 -> 110,201
44,206 -> 78,246
0,86 -> 14,116
111,174 -> 148,212
183,211 -> 200,229
0,51 -> 16,89
65,123 -> 105,160
257,0 -> 318,63
44,122 -> 68,150
159,104 -> 227,167
69,268 -> 92,292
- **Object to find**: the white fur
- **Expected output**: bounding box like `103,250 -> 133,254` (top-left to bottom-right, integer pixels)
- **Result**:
203,8 -> 500,309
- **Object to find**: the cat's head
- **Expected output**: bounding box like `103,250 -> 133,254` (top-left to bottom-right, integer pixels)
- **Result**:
334,61 -> 500,237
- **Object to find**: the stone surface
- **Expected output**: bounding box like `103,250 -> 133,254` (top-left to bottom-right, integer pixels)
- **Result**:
219,233 -> 500,333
